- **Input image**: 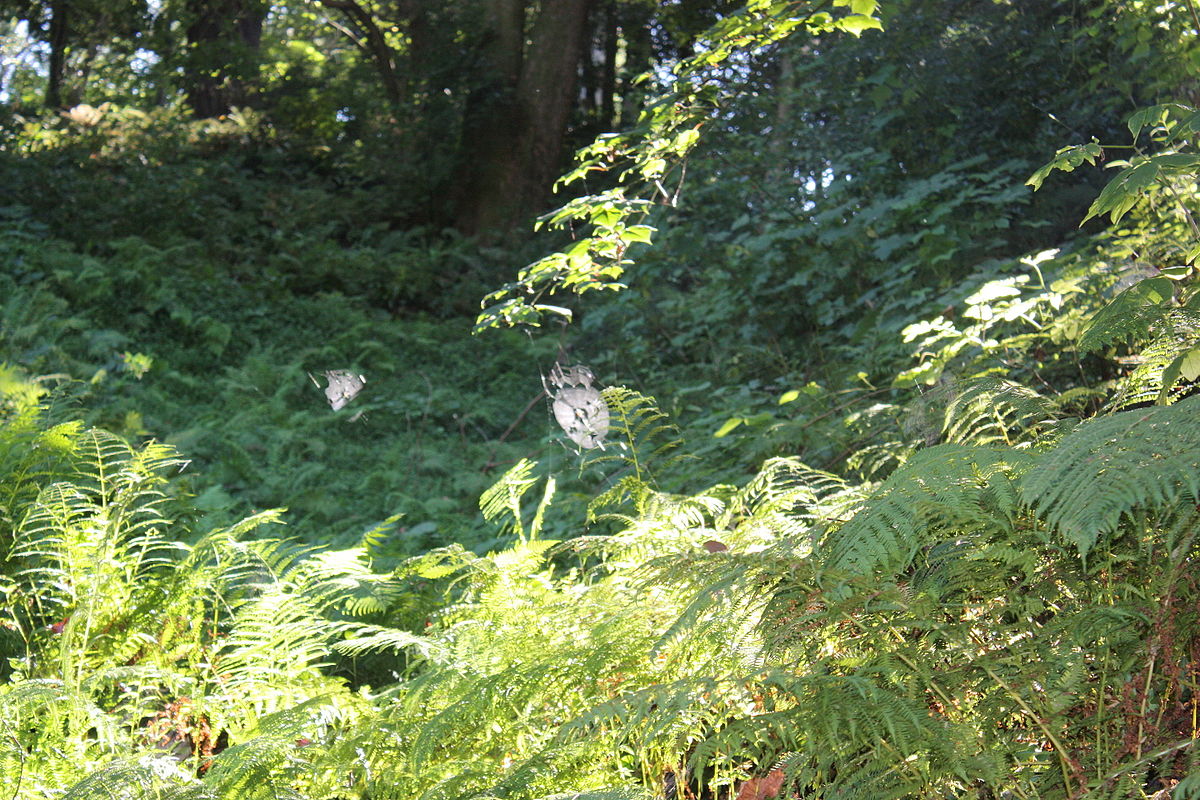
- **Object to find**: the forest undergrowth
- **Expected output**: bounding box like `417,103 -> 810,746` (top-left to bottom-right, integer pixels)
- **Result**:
4,3 -> 1200,798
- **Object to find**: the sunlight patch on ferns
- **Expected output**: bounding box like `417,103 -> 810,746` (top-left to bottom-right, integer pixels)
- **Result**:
1020,394 -> 1200,557
820,444 -> 1030,576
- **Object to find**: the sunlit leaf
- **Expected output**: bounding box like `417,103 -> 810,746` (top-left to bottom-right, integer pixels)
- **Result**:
837,14 -> 883,36
1026,142 -> 1102,190
714,417 -> 744,437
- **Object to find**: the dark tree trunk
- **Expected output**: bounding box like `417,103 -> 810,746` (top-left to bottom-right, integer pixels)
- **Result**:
619,8 -> 653,127
600,2 -> 618,129
319,0 -> 405,107
45,0 -> 69,109
184,0 -> 267,119
453,0 -> 594,236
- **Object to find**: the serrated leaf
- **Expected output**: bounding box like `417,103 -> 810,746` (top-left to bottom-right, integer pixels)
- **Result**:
1126,103 -> 1188,139
1026,142 -> 1102,190
838,14 -> 883,35
624,225 -> 655,244
1083,160 -> 1159,224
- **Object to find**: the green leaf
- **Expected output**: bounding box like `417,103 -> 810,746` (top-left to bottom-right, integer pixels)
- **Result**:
1082,159 -> 1159,224
1026,142 -> 1102,190
779,389 -> 801,405
964,280 -> 1023,305
714,417 -> 744,437
1181,348 -> 1200,381
592,204 -> 623,227
1126,103 -> 1184,139
533,304 -> 574,321
624,225 -> 655,244
837,14 -> 883,36
1160,265 -> 1193,280
1151,153 -> 1200,172
893,360 -> 941,388
834,0 -> 878,11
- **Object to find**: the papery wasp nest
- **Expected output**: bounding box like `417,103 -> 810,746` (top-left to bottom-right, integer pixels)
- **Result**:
310,369 -> 367,411
547,364 -> 609,450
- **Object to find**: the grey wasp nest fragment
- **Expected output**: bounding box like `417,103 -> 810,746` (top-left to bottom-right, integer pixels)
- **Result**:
310,370 -> 366,411
547,364 -> 609,450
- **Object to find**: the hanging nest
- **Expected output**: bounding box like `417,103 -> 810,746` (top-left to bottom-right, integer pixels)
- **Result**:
546,364 -> 609,450
310,370 -> 367,411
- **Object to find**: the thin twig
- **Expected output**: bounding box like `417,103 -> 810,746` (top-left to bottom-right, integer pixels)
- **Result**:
484,389 -> 548,472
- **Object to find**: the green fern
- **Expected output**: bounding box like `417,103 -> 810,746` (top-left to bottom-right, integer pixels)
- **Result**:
581,387 -> 685,484
479,458 -> 556,543
940,378 -> 1062,446
820,444 -> 1029,576
1077,275 -> 1175,353
1110,306 -> 1200,409
1020,394 -> 1200,557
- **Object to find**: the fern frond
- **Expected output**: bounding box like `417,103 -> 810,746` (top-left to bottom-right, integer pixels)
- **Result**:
1109,307 -> 1200,409
301,545 -> 406,616
480,458 -> 540,536
534,786 -> 654,800
718,458 -> 847,547
202,696 -> 342,799
332,623 -> 448,663
1077,275 -> 1174,352
58,754 -> 196,800
821,444 -> 1029,576
586,474 -> 655,522
941,378 -> 1061,446
1019,394 -> 1200,557
581,387 -> 684,483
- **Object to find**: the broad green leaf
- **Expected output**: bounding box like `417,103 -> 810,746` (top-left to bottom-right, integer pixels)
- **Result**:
624,225 -> 655,244
1126,103 -> 1189,139
672,129 -> 700,152
714,417 -> 744,437
1026,142 -> 1102,190
591,204 -> 623,227
834,0 -> 878,12
1159,347 -> 1200,403
837,14 -> 883,36
1160,265 -> 1193,279
779,389 -> 801,405
1181,348 -> 1200,382
533,304 -> 573,321
1168,110 -> 1200,144
1150,153 -> 1200,172
965,280 -> 1023,305
893,360 -> 941,388
1082,159 -> 1159,224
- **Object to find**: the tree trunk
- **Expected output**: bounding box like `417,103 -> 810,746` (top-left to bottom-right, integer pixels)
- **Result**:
45,0 -> 69,109
453,0 -> 594,237
319,0 -> 405,107
184,0 -> 267,119
600,2 -> 618,129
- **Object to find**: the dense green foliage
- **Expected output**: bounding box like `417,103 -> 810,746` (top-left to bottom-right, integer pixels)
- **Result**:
3,0 -> 1200,798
